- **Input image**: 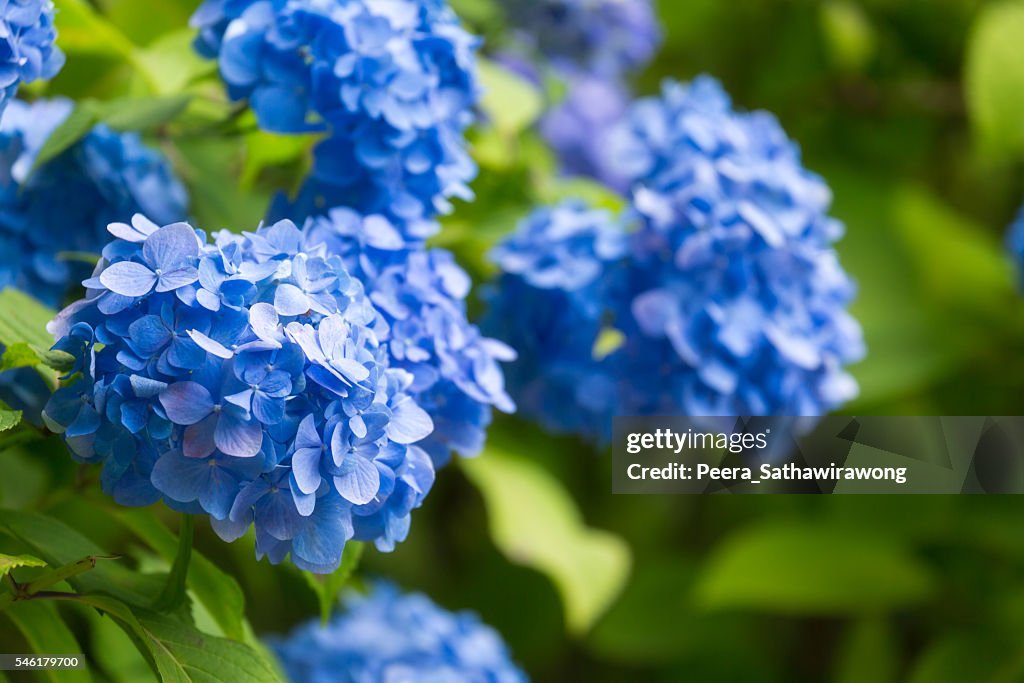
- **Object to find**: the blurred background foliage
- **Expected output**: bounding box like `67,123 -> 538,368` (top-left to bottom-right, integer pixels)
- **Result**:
4,0 -> 1024,681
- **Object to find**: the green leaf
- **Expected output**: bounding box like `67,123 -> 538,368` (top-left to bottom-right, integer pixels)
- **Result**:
0,343 -> 43,372
109,509 -> 246,641
76,594 -> 284,683
28,102 -> 100,175
462,448 -> 631,634
0,510 -> 163,607
301,542 -> 363,625
693,523 -> 935,615
131,29 -> 218,96
99,94 -> 193,132
965,0 -> 1024,157
1,342 -> 75,375
833,617 -> 899,683
5,601 -> 92,683
0,405 -> 23,433
0,289 -> 57,350
241,131 -> 318,190
819,0 -> 875,73
54,0 -> 137,59
152,515 -> 194,614
477,58 -> 544,137
0,552 -> 46,579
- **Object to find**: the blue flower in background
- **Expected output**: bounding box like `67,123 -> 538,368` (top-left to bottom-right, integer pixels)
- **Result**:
270,583 -> 528,683
497,0 -> 660,79
539,74 -> 631,190
304,208 -> 516,466
0,0 -> 63,117
482,202 -> 626,440
1006,205 -> 1024,289
611,76 -> 864,416
0,98 -> 189,307
192,0 -> 481,223
486,79 -> 864,440
44,217 -> 439,571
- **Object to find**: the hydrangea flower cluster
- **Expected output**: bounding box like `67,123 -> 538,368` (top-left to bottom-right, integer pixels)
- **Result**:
271,583 -> 528,683
484,202 -> 625,438
0,98 -> 189,307
0,0 -> 63,116
304,208 -> 516,467
485,77 -> 865,441
192,0 -> 480,222
498,0 -> 660,79
43,217 -> 441,571
495,0 -> 660,188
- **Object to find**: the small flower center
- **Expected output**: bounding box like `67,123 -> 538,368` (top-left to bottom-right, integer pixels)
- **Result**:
212,403 -> 222,414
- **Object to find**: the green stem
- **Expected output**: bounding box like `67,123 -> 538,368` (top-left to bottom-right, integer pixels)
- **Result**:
152,514 -> 194,613
0,555 -> 110,612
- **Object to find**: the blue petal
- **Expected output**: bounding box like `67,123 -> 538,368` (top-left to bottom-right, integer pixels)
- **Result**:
385,397 -> 433,444
99,261 -> 156,297
333,455 -> 380,505
159,381 -> 214,425
215,413 -> 263,458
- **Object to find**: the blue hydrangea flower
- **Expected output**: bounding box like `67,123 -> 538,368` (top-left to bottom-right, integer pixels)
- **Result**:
482,202 -> 626,439
498,0 -> 660,79
486,80 -> 864,440
270,583 -> 528,683
608,77 -> 864,415
0,0 -> 63,117
1007,205 -> 1024,289
0,98 -> 189,307
539,74 -> 631,190
192,0 -> 480,223
304,208 -> 515,466
44,217 -> 439,571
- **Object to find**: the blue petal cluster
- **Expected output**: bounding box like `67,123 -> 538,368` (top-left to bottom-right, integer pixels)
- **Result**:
539,74 -> 631,190
0,98 -> 189,307
304,208 -> 516,466
0,0 -> 63,116
1006,205 -> 1024,289
483,202 -> 626,439
44,217 -> 440,571
498,0 -> 660,79
485,77 -> 865,440
192,0 -> 480,222
270,583 -> 528,683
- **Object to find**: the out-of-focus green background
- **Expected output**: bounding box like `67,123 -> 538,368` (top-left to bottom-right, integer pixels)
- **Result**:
4,1 -> 1024,681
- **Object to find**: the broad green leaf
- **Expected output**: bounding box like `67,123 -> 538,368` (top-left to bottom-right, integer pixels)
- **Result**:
100,94 -> 193,132
907,634 -> 1014,683
0,406 -> 22,433
5,601 -> 92,683
76,594 -> 284,683
132,29 -> 217,96
110,509 -> 246,641
86,610 -> 156,683
301,542 -> 363,625
819,0 -> 875,73
462,449 -> 631,634
0,343 -> 43,372
0,552 -> 45,579
54,0 -> 136,59
0,342 -> 75,374
965,1 -> 1024,157
833,618 -> 899,683
242,131 -> 318,190
152,515 -> 194,615
0,510 -> 163,607
477,58 -> 544,137
693,523 -> 935,615
0,289 -> 57,350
